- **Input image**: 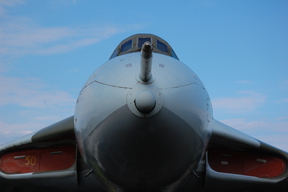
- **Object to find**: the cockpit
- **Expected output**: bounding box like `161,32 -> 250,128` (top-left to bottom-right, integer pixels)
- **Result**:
109,34 -> 179,60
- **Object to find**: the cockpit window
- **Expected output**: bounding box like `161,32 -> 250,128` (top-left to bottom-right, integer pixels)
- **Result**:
170,48 -> 179,60
157,40 -> 168,53
121,39 -> 132,52
138,38 -> 151,48
110,48 -> 118,59
109,34 -> 179,60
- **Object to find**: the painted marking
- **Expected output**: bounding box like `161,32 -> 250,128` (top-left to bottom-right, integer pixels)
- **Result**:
25,156 -> 36,166
221,161 -> 229,165
257,159 -> 267,163
50,151 -> 63,155
14,155 -> 26,160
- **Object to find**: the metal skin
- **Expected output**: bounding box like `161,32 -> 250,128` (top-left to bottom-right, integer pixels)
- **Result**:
140,41 -> 153,82
74,44 -> 213,191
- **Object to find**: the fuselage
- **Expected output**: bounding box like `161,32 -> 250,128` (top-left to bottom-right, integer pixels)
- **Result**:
74,34 -> 213,191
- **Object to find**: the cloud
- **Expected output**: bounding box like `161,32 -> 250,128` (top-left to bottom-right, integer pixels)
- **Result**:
221,117 -> 288,132
0,121 -> 40,135
279,80 -> 288,91
0,1 -> 137,58
0,76 -> 76,108
278,98 -> 288,103
0,75 -> 76,146
220,118 -> 288,151
0,0 -> 22,6
212,91 -> 266,113
0,120 -> 49,145
236,80 -> 254,84
0,0 -> 23,15
0,21 -> 127,57
257,134 -> 288,152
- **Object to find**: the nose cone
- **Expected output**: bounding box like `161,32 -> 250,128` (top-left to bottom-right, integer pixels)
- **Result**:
84,105 -> 205,190
134,90 -> 156,113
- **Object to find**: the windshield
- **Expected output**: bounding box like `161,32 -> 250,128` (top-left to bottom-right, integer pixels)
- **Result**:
109,34 -> 179,60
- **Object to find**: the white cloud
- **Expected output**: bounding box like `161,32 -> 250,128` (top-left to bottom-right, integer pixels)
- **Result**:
0,114 -> 65,136
278,98 -> 288,103
221,118 -> 288,132
0,120 -> 48,145
0,22 -> 126,57
0,1 -> 136,58
0,0 -> 23,6
0,75 -> 75,145
220,118 -> 288,151
279,80 -> 288,91
0,76 -> 76,108
257,134 -> 288,152
212,91 -> 266,113
236,80 -> 254,84
0,0 -> 23,15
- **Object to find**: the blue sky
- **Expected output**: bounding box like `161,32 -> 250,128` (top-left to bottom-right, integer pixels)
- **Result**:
0,0 -> 287,151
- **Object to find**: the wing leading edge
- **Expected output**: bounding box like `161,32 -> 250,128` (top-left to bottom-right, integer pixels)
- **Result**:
204,119 -> 288,192
0,117 -> 82,192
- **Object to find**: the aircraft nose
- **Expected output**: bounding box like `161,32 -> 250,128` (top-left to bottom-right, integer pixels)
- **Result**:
134,90 -> 156,113
83,104 -> 204,190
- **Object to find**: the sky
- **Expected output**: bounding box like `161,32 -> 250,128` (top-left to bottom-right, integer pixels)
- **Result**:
0,0 -> 287,151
